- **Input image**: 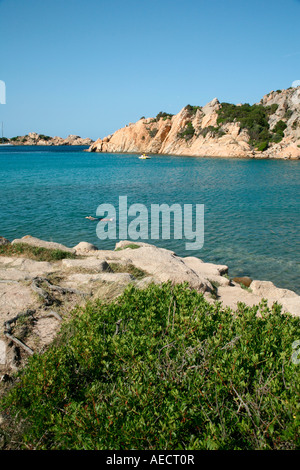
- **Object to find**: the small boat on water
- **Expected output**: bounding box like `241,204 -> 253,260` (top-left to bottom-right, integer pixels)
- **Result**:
139,154 -> 151,159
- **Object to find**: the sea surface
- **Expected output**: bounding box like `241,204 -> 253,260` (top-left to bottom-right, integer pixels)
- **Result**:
0,145 -> 299,294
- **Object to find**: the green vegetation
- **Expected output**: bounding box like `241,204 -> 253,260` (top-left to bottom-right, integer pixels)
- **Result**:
199,126 -> 226,139
0,243 -> 77,262
39,134 -> 52,141
108,262 -> 147,280
216,103 -> 288,150
147,128 -> 159,138
185,104 -> 201,115
148,112 -> 174,124
1,282 -> 299,450
156,111 -> 174,121
114,243 -> 140,251
177,122 -> 195,140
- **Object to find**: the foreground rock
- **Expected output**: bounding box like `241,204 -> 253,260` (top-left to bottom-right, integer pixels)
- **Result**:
0,236 -> 299,372
11,235 -> 75,253
88,86 -> 300,160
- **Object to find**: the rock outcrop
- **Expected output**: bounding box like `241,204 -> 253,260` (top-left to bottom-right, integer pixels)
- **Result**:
0,236 -> 299,372
88,87 -> 300,159
7,133 -> 94,146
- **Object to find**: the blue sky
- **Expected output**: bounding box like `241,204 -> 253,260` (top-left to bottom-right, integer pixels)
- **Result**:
0,0 -> 299,139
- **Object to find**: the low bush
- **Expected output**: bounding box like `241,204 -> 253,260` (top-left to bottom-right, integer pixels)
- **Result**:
1,282 -> 299,450
177,122 -> 195,140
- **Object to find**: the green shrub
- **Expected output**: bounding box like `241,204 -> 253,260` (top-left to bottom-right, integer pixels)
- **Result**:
273,120 -> 287,134
1,282 -> 299,450
199,126 -> 225,139
177,122 -> 195,140
156,111 -> 174,121
185,105 -> 201,115
256,141 -> 269,152
147,128 -> 158,138
216,103 -> 289,151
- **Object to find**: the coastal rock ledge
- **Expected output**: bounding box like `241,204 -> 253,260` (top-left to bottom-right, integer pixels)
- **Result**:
0,236 -> 299,371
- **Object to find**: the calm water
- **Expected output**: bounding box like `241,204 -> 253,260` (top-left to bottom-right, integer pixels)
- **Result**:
0,146 -> 299,294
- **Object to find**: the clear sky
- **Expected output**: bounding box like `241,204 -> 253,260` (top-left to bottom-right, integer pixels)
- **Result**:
0,0 -> 300,140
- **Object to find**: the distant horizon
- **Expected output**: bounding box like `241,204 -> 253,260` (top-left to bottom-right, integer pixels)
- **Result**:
1,0 -> 299,140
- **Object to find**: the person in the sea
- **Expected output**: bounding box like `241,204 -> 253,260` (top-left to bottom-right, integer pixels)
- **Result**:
85,216 -> 114,221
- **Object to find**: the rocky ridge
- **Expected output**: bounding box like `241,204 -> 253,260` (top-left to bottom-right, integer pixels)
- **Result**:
5,133 -> 94,146
88,87 -> 300,159
0,235 -> 299,374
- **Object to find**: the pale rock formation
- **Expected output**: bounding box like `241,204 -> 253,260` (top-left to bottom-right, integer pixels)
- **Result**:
73,241 -> 99,254
89,87 -> 300,159
8,133 -> 94,146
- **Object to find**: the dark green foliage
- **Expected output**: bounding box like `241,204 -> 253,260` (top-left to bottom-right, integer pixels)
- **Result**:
256,142 -> 269,152
0,243 -> 77,261
177,122 -> 195,140
266,104 -> 279,116
156,111 -> 174,121
147,128 -> 158,138
185,105 -> 201,115
1,282 -> 299,450
272,120 -> 287,135
39,134 -> 52,141
217,103 -> 289,150
199,126 -> 225,139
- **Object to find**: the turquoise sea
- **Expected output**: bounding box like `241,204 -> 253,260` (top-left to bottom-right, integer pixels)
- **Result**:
0,146 -> 299,294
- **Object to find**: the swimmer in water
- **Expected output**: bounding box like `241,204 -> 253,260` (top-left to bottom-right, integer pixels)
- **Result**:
85,216 -> 114,221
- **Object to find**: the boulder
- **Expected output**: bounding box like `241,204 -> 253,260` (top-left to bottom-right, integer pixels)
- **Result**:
73,241 -> 99,254
61,258 -> 111,272
11,235 -> 75,253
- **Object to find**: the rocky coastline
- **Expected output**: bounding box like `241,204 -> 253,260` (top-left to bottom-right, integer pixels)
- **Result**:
3,133 -> 94,147
0,234 -> 299,373
88,87 -> 300,159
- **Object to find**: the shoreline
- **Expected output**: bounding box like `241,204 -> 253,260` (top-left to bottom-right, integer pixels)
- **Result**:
0,234 -> 299,372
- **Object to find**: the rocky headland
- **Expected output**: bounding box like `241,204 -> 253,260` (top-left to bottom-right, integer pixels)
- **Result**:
0,235 -> 299,374
88,86 -> 300,159
4,133 -> 94,146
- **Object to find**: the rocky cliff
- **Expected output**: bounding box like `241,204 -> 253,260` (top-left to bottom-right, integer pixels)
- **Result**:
6,133 -> 94,146
88,87 -> 300,159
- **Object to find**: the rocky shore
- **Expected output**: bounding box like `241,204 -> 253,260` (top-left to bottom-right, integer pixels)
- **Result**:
88,87 -> 300,159
4,133 -> 94,146
0,235 -> 299,374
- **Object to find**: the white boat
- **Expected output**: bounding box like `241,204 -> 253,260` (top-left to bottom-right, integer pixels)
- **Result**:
139,154 -> 151,159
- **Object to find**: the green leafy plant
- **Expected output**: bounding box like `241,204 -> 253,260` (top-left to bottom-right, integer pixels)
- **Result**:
1,282 -> 299,450
216,103 -> 289,150
177,122 -> 195,140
